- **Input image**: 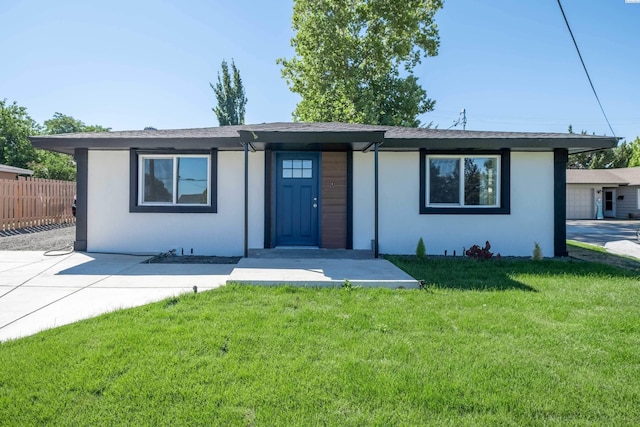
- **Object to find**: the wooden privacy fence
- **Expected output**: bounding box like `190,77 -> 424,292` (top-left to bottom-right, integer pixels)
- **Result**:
0,177 -> 76,232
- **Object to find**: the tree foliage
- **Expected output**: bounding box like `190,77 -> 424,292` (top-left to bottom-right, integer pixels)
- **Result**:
29,150 -> 77,181
278,0 -> 442,126
0,101 -> 109,181
567,142 -> 631,169
211,59 -> 247,125
628,137 -> 640,167
43,112 -> 110,134
0,99 -> 39,169
566,124 -> 633,169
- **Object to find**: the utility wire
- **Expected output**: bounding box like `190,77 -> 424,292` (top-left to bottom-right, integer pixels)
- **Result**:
557,0 -> 616,137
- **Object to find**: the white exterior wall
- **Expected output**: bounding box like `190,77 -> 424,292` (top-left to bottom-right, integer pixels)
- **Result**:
88,149 -> 556,257
87,150 -> 264,256
352,152 -> 376,251
353,151 -> 555,257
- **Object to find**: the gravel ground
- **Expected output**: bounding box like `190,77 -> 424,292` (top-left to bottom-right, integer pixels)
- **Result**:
0,224 -> 76,251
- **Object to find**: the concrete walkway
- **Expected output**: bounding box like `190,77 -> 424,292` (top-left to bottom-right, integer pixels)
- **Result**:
603,240 -> 640,260
228,257 -> 418,288
0,250 -> 417,341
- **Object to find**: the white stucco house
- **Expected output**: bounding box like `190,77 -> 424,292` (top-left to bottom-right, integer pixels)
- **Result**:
567,167 -> 640,219
31,122 -> 617,258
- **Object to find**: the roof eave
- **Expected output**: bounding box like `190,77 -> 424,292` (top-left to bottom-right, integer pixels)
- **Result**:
29,125 -> 620,155
30,136 -> 242,155
382,137 -> 618,153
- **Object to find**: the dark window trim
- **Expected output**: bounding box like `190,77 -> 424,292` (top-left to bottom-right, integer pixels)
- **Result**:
419,149 -> 510,215
129,148 -> 217,213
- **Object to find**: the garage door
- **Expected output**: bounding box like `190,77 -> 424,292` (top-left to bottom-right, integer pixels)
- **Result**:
567,188 -> 594,219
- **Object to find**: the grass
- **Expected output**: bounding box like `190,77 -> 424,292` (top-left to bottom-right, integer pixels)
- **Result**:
567,239 -> 640,272
567,239 -> 608,253
1,256 -> 640,425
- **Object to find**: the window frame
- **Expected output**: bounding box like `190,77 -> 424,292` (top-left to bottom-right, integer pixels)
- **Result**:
129,149 -> 217,213
419,149 -> 510,215
282,159 -> 313,179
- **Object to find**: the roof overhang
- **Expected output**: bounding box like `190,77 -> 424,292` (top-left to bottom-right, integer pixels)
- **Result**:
30,122 -> 619,156
237,129 -> 386,151
29,136 -> 241,155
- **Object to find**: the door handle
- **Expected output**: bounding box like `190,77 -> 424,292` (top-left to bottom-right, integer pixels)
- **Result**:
313,203 -> 318,208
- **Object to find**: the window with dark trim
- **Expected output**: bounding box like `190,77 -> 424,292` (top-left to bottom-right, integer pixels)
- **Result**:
129,149 -> 217,213
420,149 -> 510,215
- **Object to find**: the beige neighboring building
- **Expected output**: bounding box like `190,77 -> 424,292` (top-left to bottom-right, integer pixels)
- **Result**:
567,167 -> 640,219
0,164 -> 33,180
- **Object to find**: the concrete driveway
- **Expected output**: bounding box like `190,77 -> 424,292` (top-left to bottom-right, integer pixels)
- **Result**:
567,220 -> 640,259
0,251 -> 231,342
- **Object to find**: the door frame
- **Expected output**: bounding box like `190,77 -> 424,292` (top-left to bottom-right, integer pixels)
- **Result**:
273,151 -> 321,247
603,188 -> 616,218
263,150 -> 354,250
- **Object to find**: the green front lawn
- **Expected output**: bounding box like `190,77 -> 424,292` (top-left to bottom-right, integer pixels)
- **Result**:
1,256 -> 639,425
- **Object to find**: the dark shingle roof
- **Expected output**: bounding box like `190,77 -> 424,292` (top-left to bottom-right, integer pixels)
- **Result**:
30,122 -> 618,155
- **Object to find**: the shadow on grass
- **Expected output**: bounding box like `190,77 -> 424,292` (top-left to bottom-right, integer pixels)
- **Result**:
567,242 -> 640,273
385,255 -> 638,292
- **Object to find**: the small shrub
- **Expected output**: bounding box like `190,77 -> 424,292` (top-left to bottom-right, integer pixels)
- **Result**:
416,237 -> 426,260
465,241 -> 493,260
342,279 -> 354,290
532,242 -> 543,260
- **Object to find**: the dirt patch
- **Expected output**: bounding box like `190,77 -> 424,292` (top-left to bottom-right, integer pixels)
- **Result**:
145,254 -> 241,264
568,246 -> 640,273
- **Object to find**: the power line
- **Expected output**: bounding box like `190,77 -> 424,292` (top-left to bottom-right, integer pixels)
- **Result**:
557,0 -> 616,137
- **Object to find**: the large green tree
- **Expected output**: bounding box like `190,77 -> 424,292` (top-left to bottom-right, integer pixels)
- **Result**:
43,112 -> 110,134
30,113 -> 111,181
0,99 -> 39,169
29,150 -> 77,181
211,59 -> 247,125
278,0 -> 442,126
1,102 -> 110,181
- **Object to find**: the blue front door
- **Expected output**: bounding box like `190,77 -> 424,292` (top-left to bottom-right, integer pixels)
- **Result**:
276,153 -> 319,246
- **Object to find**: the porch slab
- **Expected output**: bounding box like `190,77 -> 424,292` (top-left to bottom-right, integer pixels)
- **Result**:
227,257 -> 419,289
248,248 -> 375,259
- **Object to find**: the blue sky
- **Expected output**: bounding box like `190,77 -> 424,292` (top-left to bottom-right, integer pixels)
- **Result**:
2,1 -> 639,141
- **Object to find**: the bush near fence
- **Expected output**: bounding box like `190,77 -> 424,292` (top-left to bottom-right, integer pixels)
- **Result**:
0,177 -> 76,232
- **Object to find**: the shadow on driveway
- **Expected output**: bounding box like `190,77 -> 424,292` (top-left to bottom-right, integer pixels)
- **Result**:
566,220 -> 640,246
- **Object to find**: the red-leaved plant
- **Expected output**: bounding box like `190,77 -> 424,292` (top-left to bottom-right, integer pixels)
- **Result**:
465,241 -> 493,260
